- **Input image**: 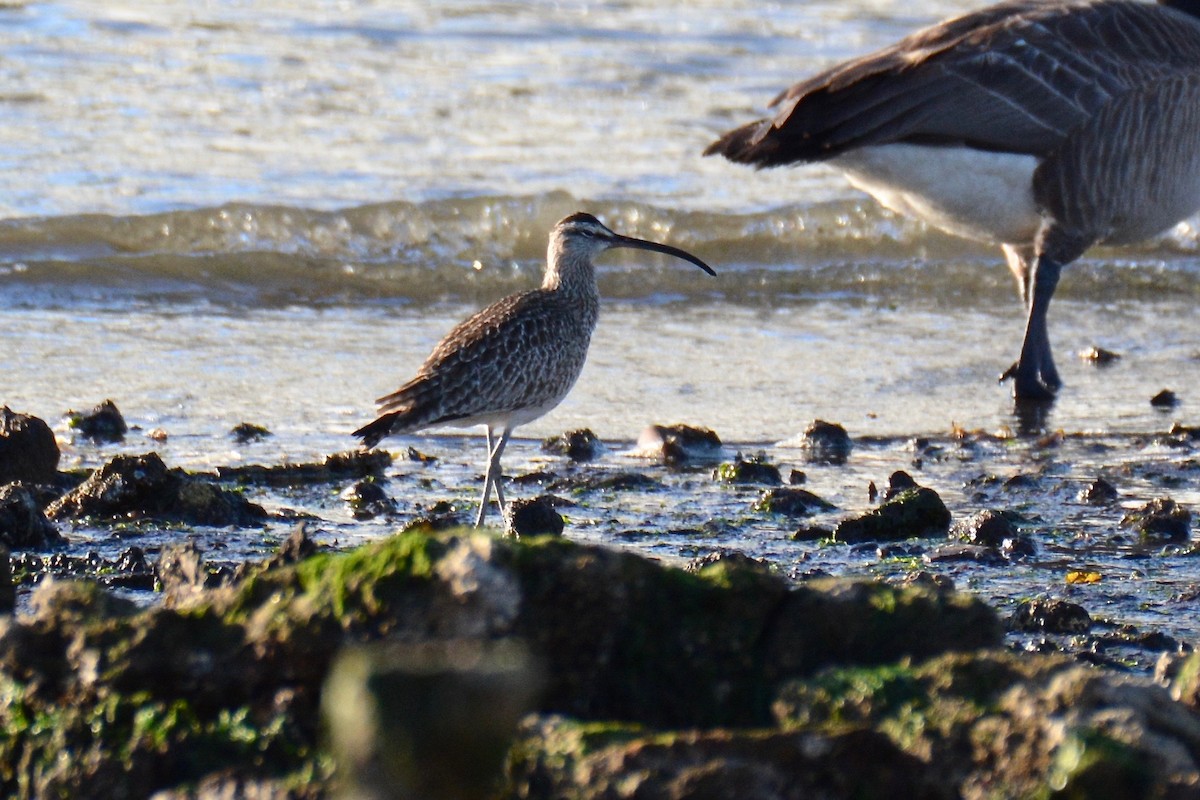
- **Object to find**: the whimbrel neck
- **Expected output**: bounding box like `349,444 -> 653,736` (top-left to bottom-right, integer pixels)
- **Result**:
542,239 -> 599,301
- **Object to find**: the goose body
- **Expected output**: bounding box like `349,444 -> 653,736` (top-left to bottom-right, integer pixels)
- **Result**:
707,0 -> 1200,400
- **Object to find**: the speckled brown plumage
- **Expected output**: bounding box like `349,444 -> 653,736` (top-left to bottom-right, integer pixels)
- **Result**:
352,212 -> 715,526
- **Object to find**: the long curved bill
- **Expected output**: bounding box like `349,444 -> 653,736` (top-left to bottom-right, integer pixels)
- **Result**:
611,234 -> 717,276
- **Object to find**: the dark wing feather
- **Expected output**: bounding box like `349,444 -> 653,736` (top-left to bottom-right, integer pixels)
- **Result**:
706,0 -> 1200,166
363,288 -> 594,438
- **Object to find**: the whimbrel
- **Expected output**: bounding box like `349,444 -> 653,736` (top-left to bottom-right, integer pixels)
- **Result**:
706,0 -> 1200,401
353,212 -> 716,527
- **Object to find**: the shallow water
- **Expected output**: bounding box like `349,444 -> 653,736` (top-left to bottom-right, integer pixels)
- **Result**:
2,1 -> 1199,660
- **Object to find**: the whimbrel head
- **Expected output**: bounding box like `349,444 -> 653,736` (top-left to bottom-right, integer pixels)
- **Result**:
544,212 -> 715,290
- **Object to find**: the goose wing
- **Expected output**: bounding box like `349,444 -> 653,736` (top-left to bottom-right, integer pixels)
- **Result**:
708,0 -> 1200,165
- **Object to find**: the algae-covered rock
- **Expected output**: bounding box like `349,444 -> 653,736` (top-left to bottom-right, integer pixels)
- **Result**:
0,529 -> 1006,798
1121,497 -> 1192,543
753,487 -> 835,516
833,486 -> 951,543
541,428 -> 603,462
325,639 -> 539,800
636,424 -> 723,465
45,452 -> 266,526
504,496 -> 564,537
713,456 -> 782,486
799,419 -> 852,464
770,648 -> 1200,800
0,482 -> 61,549
66,398 -> 128,442
0,407 -> 58,484
507,716 -> 942,800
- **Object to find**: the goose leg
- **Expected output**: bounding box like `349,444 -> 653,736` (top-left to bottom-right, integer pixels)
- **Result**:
1011,254 -> 1062,400
474,426 -> 512,527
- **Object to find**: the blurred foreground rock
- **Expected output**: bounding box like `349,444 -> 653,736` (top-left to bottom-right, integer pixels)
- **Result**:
0,529 -> 1197,799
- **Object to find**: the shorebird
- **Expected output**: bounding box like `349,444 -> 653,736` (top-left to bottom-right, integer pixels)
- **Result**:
353,212 -> 716,527
706,0 -> 1200,401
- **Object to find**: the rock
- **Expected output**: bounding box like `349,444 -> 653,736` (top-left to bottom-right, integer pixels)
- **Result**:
324,639 -> 538,800
713,456 -> 782,486
0,482 -> 62,549
792,525 -> 832,541
549,470 -> 662,493
1010,598 -> 1092,633
505,496 -> 565,537
788,469 -> 807,485
508,717 -> 939,800
343,478 -> 396,520
1079,346 -> 1121,364
157,541 -> 218,607
214,449 -> 392,486
799,419 -> 852,464
66,399 -> 128,442
925,543 -> 1005,565
0,407 -> 59,483
1121,497 -> 1192,543
684,550 -> 774,576
229,422 -> 272,443
770,649 -> 1200,800
541,429 -> 603,462
882,470 -> 918,501
753,487 -> 836,517
264,523 -> 319,570
1079,477 -> 1119,505
0,530 -> 1003,798
833,486 -> 951,543
951,509 -> 1016,547
1150,389 -> 1179,408
636,424 -> 723,465
46,452 -> 267,526
0,545 -> 12,613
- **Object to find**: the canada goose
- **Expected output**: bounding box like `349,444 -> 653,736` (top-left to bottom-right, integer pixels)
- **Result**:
706,0 -> 1200,400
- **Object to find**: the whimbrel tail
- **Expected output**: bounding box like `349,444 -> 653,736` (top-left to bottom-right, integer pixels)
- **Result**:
352,412 -> 402,449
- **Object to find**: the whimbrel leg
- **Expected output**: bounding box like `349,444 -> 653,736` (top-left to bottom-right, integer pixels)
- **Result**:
475,426 -> 512,527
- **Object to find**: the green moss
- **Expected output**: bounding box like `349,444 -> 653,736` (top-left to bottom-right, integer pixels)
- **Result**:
1049,729 -> 1154,800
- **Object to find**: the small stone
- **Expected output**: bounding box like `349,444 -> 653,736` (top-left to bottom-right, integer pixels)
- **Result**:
951,509 -> 1017,547
788,469 -> 807,485
1079,346 -> 1121,364
66,399 -> 128,442
1151,389 -> 1179,408
344,479 -> 396,520
0,407 -> 59,484
754,487 -> 836,517
925,543 -> 1005,565
792,524 -> 832,541
1079,478 -> 1119,505
636,424 -> 723,465
714,456 -> 782,486
1010,598 -> 1092,633
1122,498 -> 1192,543
230,422 -> 272,443
541,429 -> 603,462
799,419 -> 852,465
504,496 -> 564,537
1002,534 -> 1037,558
